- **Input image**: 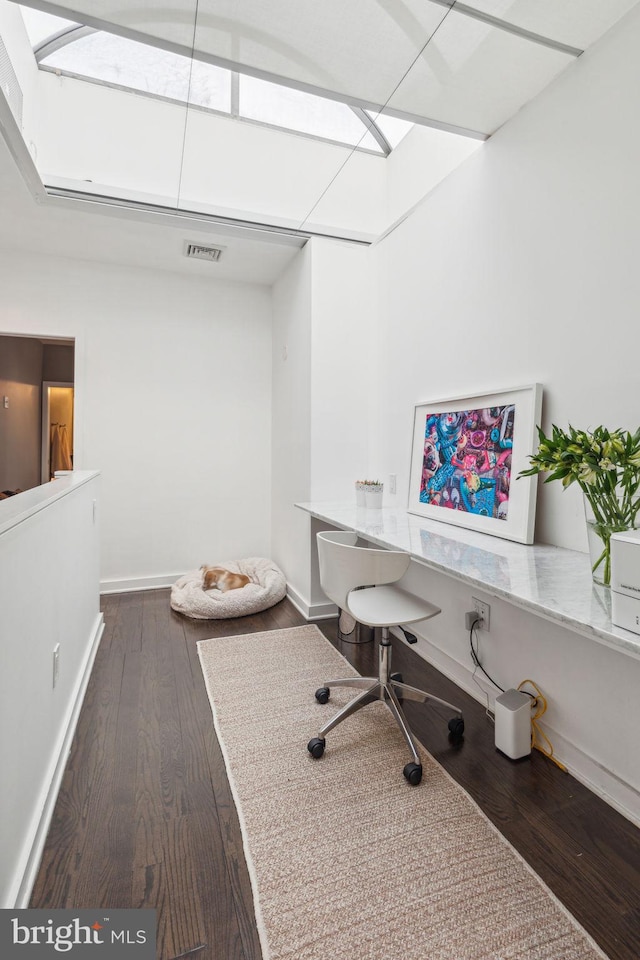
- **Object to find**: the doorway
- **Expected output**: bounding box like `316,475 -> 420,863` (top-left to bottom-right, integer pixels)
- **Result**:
0,335 -> 74,493
41,382 -> 74,482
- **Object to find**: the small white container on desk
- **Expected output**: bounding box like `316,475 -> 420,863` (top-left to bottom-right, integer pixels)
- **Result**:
611,529 -> 640,635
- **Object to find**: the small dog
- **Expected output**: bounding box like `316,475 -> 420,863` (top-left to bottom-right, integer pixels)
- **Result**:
201,565 -> 251,592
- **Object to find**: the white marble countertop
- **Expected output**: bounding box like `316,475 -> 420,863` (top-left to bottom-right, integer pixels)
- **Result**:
295,500 -> 640,660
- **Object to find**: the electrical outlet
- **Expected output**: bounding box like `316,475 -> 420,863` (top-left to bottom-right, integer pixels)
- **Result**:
52,644 -> 60,688
472,597 -> 490,631
389,473 -> 397,495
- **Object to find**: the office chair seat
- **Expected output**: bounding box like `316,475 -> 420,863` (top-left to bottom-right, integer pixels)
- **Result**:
348,584 -> 439,628
307,530 -> 464,786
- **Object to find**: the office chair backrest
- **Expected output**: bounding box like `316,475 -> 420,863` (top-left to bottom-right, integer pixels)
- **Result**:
316,530 -> 411,612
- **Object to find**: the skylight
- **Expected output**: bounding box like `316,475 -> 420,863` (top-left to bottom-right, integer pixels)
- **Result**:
239,76 -> 382,152
39,31 -> 232,113
20,6 -> 413,155
7,2 -> 490,244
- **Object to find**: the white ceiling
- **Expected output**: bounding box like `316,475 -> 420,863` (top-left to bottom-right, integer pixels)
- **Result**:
0,127 -> 304,285
16,0 -> 640,135
3,0 -> 638,285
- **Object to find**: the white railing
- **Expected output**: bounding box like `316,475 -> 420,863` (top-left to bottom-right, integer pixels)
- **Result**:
0,471 -> 103,907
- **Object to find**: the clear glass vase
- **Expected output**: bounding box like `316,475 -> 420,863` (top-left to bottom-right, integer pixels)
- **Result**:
583,495 -> 636,586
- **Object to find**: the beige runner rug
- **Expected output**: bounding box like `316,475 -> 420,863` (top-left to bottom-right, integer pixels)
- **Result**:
197,625 -> 608,960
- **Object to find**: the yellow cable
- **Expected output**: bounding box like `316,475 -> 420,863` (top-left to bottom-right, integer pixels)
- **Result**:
517,679 -> 568,773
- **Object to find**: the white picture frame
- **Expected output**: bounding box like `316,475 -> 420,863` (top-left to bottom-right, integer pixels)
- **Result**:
408,383 -> 543,544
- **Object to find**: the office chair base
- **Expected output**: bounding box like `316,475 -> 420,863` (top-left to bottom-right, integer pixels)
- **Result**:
307,633 -> 464,784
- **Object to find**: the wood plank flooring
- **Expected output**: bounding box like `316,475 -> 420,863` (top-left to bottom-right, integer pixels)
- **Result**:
30,591 -> 640,960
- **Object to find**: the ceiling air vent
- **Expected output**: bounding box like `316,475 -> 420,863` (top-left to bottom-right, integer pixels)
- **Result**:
184,242 -> 225,262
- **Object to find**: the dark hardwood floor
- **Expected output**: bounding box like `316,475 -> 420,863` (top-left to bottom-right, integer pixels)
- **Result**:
31,590 -> 640,960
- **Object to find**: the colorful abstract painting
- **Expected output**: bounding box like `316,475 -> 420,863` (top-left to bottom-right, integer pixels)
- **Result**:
409,385 -> 542,543
419,404 -> 515,520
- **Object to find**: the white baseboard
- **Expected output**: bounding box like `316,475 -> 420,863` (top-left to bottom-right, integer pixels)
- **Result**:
534,725 -> 640,829
101,576 -> 338,621
12,612 -> 105,908
403,627 -> 640,829
286,584 -> 336,621
100,573 -> 184,594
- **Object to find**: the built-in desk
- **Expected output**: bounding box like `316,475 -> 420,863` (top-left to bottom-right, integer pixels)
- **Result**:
296,501 -> 640,661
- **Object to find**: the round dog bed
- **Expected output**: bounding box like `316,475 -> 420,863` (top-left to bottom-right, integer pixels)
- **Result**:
170,557 -> 287,620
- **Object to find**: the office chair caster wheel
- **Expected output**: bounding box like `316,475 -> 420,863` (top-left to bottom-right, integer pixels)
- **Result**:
315,686 -> 330,704
403,762 -> 422,786
448,717 -> 464,743
307,737 -> 326,759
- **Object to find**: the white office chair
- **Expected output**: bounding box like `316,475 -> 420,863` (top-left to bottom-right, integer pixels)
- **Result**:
307,530 -> 464,785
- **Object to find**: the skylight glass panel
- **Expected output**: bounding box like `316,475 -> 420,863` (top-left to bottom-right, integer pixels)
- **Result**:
19,6 -> 79,47
39,33 -> 232,112
239,76 -> 383,153
20,6 -> 395,154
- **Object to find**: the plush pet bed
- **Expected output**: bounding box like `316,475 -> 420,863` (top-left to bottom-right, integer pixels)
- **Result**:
170,557 -> 287,620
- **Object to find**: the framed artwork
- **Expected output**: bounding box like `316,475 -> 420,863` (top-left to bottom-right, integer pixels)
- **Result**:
408,383 -> 543,544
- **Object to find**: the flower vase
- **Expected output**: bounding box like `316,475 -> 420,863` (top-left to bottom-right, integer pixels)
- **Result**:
355,482 -> 367,508
583,495 -> 637,587
365,484 -> 383,509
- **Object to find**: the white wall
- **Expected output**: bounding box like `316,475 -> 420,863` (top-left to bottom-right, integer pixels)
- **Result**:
396,559 -> 640,824
345,4 -> 640,821
271,244 -> 313,608
385,123 -> 483,231
309,240 -> 376,499
181,108 -> 387,239
0,250 -> 272,588
31,62 -> 486,243
36,71 -> 387,240
373,5 -> 640,555
271,237 -> 377,615
36,72 -> 186,202
272,5 -> 640,822
34,69 -> 488,243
